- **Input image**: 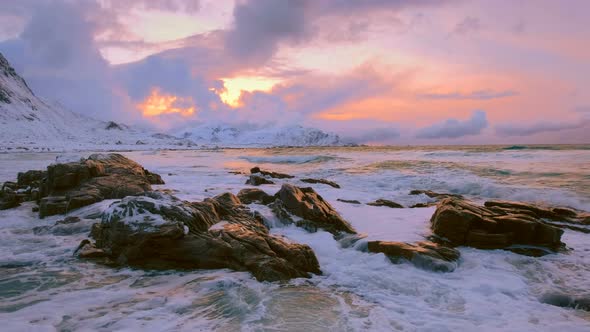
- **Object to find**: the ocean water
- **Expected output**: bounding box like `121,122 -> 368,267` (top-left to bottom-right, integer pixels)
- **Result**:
0,145 -> 589,331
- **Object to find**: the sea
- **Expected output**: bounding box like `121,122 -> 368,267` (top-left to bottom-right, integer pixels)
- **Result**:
0,145 -> 589,331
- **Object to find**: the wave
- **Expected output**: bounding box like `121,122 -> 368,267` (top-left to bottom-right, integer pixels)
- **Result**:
239,155 -> 340,165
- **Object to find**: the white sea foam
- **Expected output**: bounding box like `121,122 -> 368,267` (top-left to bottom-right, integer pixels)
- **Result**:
1,148 -> 589,331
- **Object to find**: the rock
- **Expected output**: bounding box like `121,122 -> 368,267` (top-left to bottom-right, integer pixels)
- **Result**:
237,188 -> 274,204
484,200 -> 589,226
144,169 -> 165,185
17,170 -> 46,187
430,198 -> 564,254
368,240 -> 460,272
410,202 -> 437,208
273,184 -> 355,235
250,167 -> 294,179
367,199 -> 404,208
245,175 -> 275,186
337,199 -> 361,205
301,178 -> 340,188
56,216 -> 81,225
540,292 -> 590,312
410,190 -> 464,200
34,153 -> 164,217
80,192 -> 321,282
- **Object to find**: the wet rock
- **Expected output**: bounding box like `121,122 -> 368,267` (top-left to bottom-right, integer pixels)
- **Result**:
540,292 -> 590,311
17,170 -> 46,187
430,198 -> 564,254
367,199 -> 404,209
80,192 -> 321,282
38,154 -> 163,217
410,190 -> 464,200
273,184 -> 355,235
56,216 -> 82,225
410,202 -> 437,208
245,175 -> 275,186
301,178 -> 340,189
337,199 -> 361,205
0,191 -> 20,210
250,167 -> 294,179
144,169 -> 165,185
484,200 -> 590,227
237,188 -> 274,204
368,240 -> 460,272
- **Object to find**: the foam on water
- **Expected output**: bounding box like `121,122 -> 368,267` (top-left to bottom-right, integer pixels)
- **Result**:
1,146 -> 589,331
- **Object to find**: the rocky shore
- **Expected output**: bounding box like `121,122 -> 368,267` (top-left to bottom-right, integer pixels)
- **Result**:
1,154 -> 589,284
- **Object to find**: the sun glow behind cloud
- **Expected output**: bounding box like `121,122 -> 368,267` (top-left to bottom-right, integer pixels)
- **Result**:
138,87 -> 196,118
216,76 -> 279,107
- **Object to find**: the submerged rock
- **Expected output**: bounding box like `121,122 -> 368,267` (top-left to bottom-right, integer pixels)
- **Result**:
540,292 -> 590,312
79,192 -> 321,282
368,240 -> 460,272
367,199 -> 404,209
337,198 -> 361,205
410,190 -> 464,200
245,174 -> 275,186
430,198 -> 565,254
250,167 -> 294,179
273,184 -> 356,236
300,178 -> 340,189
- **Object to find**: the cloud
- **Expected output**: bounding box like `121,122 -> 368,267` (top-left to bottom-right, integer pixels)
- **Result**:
224,0 -> 453,66
494,120 -> 589,136
452,16 -> 482,35
419,89 -> 517,100
416,110 -> 488,139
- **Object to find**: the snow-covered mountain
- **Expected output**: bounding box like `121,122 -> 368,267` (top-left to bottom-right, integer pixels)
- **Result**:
0,53 -> 342,151
179,124 -> 341,147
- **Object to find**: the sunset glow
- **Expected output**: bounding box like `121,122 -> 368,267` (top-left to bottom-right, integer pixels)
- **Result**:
217,77 -> 279,108
138,88 -> 196,118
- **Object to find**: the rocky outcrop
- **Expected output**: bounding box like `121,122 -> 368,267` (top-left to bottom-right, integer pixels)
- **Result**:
250,167 -> 294,179
77,192 -> 321,282
237,188 -> 274,204
271,184 -> 355,236
0,153 -> 164,216
301,178 -> 340,188
367,199 -> 404,208
430,198 -> 565,254
245,174 -> 274,186
367,241 -> 460,272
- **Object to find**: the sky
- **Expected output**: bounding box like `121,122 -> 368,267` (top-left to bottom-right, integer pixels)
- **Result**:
0,0 -> 589,144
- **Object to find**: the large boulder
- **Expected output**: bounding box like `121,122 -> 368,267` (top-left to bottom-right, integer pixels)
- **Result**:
245,174 -> 274,186
430,198 -> 565,253
272,184 -> 355,235
78,192 -> 321,282
36,154 -> 164,217
367,241 -> 460,272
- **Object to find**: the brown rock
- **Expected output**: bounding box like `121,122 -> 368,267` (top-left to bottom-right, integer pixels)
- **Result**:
410,190 -> 464,199
81,192 -> 321,282
368,240 -> 460,272
245,175 -> 275,186
237,188 -> 274,204
274,184 -> 355,235
36,153 -> 164,217
301,178 -> 340,189
430,198 -> 564,254
250,167 -> 294,179
367,199 -> 404,208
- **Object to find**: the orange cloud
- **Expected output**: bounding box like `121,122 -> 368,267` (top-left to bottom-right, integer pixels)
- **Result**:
138,87 -> 196,118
